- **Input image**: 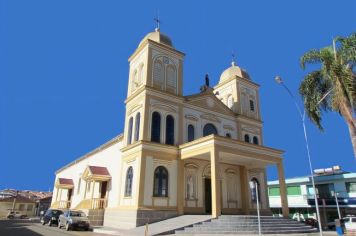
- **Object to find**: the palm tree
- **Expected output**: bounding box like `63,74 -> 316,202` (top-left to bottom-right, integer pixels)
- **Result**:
299,33 -> 356,158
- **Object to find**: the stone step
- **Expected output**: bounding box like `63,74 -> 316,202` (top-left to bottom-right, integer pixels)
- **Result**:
213,217 -> 297,222
193,225 -> 313,229
175,215 -> 317,235
176,229 -> 318,234
202,222 -> 307,226
197,225 -> 310,229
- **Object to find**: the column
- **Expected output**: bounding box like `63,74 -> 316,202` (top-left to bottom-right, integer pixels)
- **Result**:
84,181 -> 87,199
59,189 -> 62,201
177,159 -> 184,215
137,152 -> 146,207
240,166 -> 250,214
277,161 -> 289,217
55,187 -> 59,201
210,147 -> 221,218
91,181 -> 95,209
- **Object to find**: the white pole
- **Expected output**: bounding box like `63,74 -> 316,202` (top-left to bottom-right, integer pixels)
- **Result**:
256,182 -> 261,236
334,192 -> 341,219
275,76 -> 323,235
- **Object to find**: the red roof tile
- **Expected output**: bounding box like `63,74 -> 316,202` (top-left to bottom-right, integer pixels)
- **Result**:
88,166 -> 110,176
0,195 -> 35,203
58,178 -> 74,185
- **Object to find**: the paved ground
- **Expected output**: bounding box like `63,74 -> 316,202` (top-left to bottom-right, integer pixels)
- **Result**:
0,219 -> 108,236
0,219 -> 340,236
94,215 -> 212,236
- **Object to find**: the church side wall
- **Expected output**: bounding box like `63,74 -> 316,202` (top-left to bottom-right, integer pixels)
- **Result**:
52,140 -> 123,209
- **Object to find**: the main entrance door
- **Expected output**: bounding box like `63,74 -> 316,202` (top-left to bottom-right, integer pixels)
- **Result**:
204,178 -> 212,213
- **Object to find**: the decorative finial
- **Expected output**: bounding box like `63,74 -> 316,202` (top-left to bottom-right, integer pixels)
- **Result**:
231,50 -> 236,66
154,11 -> 160,32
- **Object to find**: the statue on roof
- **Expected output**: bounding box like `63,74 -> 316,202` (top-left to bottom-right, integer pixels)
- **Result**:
205,74 -> 210,87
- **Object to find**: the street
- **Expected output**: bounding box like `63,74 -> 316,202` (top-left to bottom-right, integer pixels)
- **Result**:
0,220 -> 109,236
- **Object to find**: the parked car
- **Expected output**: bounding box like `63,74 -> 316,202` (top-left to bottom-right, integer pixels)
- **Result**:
58,210 -> 90,231
6,211 -> 27,219
40,209 -> 63,226
343,216 -> 356,232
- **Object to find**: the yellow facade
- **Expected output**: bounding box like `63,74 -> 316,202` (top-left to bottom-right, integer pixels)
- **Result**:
51,27 -> 289,229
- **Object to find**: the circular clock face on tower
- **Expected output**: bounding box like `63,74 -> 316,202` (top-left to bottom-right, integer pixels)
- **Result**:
207,98 -> 214,108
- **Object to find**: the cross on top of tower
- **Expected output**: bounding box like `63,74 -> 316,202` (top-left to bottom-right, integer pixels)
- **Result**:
154,13 -> 160,32
231,51 -> 236,66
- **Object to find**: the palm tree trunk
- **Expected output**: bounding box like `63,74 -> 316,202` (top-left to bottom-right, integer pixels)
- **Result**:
347,120 -> 356,158
340,102 -> 356,158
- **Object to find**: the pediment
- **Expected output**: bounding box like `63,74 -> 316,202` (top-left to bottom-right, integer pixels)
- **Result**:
185,93 -> 235,117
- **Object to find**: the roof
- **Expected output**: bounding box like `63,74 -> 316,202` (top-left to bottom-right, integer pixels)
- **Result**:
0,189 -> 52,201
88,166 -> 110,176
56,134 -> 123,174
219,62 -> 250,84
139,29 -> 173,47
57,178 -> 74,185
0,194 -> 35,203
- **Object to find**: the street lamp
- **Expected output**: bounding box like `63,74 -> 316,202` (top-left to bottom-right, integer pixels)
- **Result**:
331,191 -> 342,219
249,181 -> 261,236
275,76 -> 323,235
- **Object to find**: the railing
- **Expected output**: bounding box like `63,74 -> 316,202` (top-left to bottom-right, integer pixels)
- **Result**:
58,200 -> 71,209
51,200 -> 71,209
91,198 -> 107,209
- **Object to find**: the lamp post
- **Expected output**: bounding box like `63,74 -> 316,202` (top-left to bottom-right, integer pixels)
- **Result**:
250,181 -> 261,236
332,191 -> 341,219
275,76 -> 323,235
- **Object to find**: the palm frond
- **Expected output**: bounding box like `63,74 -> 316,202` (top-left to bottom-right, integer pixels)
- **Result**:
299,71 -> 332,130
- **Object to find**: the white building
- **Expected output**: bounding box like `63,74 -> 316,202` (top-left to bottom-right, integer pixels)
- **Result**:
268,167 -> 356,227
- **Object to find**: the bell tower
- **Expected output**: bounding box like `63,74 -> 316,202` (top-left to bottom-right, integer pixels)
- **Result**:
127,28 -> 184,99
123,27 -> 185,146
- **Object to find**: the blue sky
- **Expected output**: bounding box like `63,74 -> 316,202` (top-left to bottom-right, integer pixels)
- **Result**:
0,0 -> 355,191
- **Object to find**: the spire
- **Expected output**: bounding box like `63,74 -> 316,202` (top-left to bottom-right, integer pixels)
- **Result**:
231,50 -> 236,66
154,11 -> 160,32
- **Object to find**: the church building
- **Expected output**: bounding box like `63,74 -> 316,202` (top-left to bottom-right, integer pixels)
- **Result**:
51,26 -> 289,229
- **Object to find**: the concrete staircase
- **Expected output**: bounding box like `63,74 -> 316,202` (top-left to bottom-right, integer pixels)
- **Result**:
175,215 -> 319,234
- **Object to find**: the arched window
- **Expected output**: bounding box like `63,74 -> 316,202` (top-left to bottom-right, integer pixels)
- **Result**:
187,125 -> 195,142
226,133 -> 231,138
250,178 -> 260,202
124,167 -> 133,197
203,123 -> 218,137
227,95 -> 233,109
253,136 -> 259,145
153,60 -> 164,89
127,117 -> 133,145
151,112 -> 161,143
134,113 -> 140,142
165,115 -> 175,145
249,99 -> 255,112
166,66 -> 177,93
244,134 -> 250,143
153,166 -> 168,197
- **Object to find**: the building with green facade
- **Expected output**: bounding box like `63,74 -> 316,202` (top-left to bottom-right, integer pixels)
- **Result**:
268,168 -> 356,228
